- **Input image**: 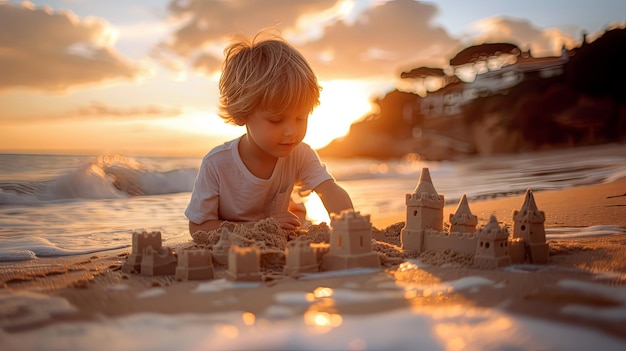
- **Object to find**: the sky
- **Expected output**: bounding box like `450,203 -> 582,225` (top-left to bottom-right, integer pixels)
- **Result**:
1,0 -> 625,157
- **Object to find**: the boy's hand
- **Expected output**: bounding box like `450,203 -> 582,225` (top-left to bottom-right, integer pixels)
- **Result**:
271,211 -> 301,231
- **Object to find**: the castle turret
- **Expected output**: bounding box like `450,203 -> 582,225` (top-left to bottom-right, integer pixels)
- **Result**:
140,246 -> 178,276
473,215 -> 512,269
175,249 -> 214,281
449,194 -> 477,234
212,227 -> 233,266
321,210 -> 380,271
226,245 -> 262,281
284,239 -> 321,275
513,189 -> 549,263
401,168 -> 445,253
122,230 -> 162,274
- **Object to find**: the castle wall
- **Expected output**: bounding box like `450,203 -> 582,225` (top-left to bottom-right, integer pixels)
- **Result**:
508,240 -> 526,264
175,249 -> 214,280
423,229 -> 477,255
285,241 -> 320,274
400,228 -> 424,253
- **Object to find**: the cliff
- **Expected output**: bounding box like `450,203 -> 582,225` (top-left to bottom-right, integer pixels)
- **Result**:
318,27 -> 626,161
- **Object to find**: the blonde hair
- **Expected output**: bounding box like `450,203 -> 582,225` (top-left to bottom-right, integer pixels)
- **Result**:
218,31 -> 321,125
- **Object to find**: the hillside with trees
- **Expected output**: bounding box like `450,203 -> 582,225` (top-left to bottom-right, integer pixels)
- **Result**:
318,27 -> 626,161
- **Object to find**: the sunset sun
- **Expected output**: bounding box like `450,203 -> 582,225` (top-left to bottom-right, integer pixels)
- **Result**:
305,80 -> 377,149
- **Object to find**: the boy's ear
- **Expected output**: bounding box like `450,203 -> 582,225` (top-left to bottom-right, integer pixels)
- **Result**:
233,116 -> 246,126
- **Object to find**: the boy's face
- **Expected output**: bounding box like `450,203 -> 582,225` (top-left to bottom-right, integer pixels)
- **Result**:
245,105 -> 310,159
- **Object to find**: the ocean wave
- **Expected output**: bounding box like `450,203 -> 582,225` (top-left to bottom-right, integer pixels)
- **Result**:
0,154 -> 198,206
546,225 -> 626,239
0,249 -> 38,261
0,236 -> 130,261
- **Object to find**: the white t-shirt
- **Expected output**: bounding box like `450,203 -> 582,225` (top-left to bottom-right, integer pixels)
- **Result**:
185,136 -> 333,224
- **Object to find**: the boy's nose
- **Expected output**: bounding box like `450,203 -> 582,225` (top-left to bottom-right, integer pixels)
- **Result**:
283,122 -> 296,136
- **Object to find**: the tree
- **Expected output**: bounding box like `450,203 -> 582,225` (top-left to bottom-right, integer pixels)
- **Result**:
568,28 -> 626,139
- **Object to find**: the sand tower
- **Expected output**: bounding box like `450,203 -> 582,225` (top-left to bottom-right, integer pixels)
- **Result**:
401,168 -> 445,253
212,227 -> 233,266
225,245 -> 262,281
122,230 -> 162,273
321,210 -> 380,271
140,246 -> 178,276
449,194 -> 478,234
284,239 -> 321,275
513,189 -> 549,263
175,249 -> 214,281
473,215 -> 512,269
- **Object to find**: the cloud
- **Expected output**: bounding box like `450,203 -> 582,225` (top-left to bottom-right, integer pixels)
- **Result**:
158,0 -> 461,80
163,0 -> 338,56
73,101 -> 183,119
470,16 -> 578,57
297,0 -> 460,79
0,100 -> 182,124
158,0 -> 592,83
0,2 -> 146,93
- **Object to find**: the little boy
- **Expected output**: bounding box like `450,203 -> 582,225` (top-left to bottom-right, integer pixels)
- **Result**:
185,32 -> 354,235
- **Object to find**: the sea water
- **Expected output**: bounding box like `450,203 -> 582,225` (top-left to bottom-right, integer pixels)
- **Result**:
1,143 -> 626,261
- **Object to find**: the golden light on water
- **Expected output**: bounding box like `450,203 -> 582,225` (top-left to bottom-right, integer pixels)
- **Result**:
303,310 -> 344,333
216,324 -> 239,339
433,308 -> 515,351
242,312 -> 256,326
302,286 -> 342,333
313,286 -> 334,298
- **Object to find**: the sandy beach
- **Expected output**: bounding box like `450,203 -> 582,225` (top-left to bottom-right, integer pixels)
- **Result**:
1,178 -> 626,350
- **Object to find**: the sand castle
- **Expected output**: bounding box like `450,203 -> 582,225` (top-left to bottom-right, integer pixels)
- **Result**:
140,246 -> 177,276
225,245 -> 262,281
122,230 -> 162,273
211,227 -> 233,266
175,249 -> 214,280
284,239 -> 325,275
123,169 -> 547,279
124,210 -> 380,281
401,168 -> 549,267
321,210 -> 381,271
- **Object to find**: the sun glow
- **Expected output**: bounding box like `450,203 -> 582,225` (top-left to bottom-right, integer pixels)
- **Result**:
302,192 -> 331,225
156,111 -> 243,137
153,80 -> 375,154
305,80 -> 375,149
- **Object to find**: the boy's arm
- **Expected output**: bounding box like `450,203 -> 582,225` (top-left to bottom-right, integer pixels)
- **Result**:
314,179 -> 354,215
189,220 -> 223,234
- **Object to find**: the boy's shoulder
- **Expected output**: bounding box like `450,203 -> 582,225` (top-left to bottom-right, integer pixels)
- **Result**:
203,137 -> 240,162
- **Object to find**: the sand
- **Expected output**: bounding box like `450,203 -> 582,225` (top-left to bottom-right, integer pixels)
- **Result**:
1,178 -> 626,348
